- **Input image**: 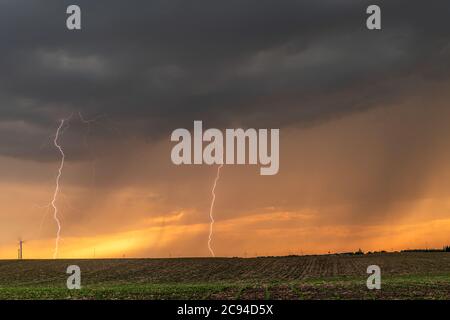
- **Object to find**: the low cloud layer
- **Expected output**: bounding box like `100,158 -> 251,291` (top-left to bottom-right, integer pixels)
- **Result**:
0,0 -> 449,160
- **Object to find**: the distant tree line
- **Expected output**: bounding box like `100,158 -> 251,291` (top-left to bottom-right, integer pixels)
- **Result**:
401,246 -> 450,253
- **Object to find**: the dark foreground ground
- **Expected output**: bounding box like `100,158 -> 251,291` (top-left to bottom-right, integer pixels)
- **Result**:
1,252 -> 450,299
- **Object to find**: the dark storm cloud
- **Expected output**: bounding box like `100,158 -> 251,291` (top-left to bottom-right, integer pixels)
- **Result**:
0,0 -> 449,159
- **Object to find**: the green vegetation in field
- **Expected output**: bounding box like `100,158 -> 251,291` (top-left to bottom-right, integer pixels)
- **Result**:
1,252 -> 450,300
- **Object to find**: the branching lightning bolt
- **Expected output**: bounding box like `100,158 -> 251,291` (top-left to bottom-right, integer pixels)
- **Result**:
34,113 -> 110,258
51,118 -> 70,259
208,164 -> 223,257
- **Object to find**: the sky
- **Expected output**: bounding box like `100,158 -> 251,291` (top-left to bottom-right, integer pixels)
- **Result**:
0,0 -> 450,258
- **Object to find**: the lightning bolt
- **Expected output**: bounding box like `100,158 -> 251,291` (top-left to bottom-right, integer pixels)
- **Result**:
208,164 -> 223,257
35,113 -> 109,258
51,117 -> 70,259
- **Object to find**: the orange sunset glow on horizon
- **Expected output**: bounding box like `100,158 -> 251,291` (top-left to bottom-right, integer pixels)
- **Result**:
2,98 -> 450,259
